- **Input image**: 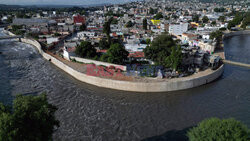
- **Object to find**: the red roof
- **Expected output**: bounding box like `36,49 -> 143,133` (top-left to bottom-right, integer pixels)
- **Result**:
97,50 -> 107,53
66,47 -> 76,53
112,32 -> 118,37
128,52 -> 144,58
73,15 -> 86,24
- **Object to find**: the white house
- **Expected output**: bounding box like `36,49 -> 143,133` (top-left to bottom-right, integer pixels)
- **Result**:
181,33 -> 198,45
77,31 -> 96,39
46,37 -> 59,44
63,42 -> 78,60
1,16 -> 8,21
58,23 -> 66,26
110,24 -> 120,32
125,44 -> 147,52
202,34 -> 210,40
198,40 -> 215,54
169,22 -> 188,36
95,10 -> 104,14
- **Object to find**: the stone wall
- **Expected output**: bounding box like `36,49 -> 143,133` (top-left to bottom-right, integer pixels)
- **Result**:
3,30 -> 16,36
71,56 -> 127,71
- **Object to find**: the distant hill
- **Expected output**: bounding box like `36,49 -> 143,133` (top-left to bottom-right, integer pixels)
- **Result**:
0,3 -> 112,11
0,4 -> 21,9
199,0 -> 242,3
176,0 -> 247,3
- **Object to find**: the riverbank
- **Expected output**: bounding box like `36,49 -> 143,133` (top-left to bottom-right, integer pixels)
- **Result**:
3,29 -> 224,92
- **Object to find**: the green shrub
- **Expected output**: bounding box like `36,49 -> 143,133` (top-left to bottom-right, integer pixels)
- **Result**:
71,58 -> 76,62
0,94 -> 59,141
187,118 -> 250,141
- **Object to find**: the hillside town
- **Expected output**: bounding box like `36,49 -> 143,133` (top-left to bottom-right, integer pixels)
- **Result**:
1,0 -> 250,78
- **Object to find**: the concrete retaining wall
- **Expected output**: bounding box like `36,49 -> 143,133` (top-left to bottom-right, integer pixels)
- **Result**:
71,56 -> 127,71
3,30 -> 16,36
19,37 -> 224,92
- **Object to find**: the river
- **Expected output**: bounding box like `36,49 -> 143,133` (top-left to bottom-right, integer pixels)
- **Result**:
0,29 -> 249,140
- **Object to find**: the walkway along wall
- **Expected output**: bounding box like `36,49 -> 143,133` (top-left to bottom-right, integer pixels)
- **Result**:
19,38 -> 224,92
70,56 -> 127,71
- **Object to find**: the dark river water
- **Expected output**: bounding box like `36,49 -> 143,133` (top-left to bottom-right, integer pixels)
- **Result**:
0,29 -> 249,141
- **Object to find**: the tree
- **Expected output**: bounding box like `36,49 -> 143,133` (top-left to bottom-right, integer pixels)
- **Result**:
218,16 -> 225,22
187,118 -> 250,141
111,19 -> 118,24
103,17 -> 113,45
164,45 -> 182,71
99,38 -> 109,49
214,7 -> 226,12
241,12 -> 250,29
192,14 -> 200,23
210,30 -> 223,49
165,7 -> 172,11
227,12 -> 244,30
54,32 -> 61,37
165,16 -> 170,20
149,8 -> 156,15
11,25 -> 25,35
80,24 -> 86,31
11,25 -> 22,32
210,30 -> 223,41
75,41 -> 97,59
211,21 -> 216,26
154,12 -> 163,20
101,43 -> 129,64
202,16 -> 209,23
146,38 -> 151,45
6,17 -> 13,23
144,34 -> 177,66
172,14 -> 179,19
143,18 -> 147,30
0,94 -> 59,141
126,21 -> 133,28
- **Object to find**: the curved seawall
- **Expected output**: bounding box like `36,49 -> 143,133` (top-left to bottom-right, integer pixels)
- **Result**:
18,37 -> 224,92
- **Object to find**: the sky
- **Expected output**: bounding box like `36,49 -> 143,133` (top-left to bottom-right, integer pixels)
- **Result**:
0,0 -> 138,5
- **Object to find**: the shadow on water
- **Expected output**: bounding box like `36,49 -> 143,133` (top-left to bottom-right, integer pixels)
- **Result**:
141,127 -> 192,141
0,42 -> 13,105
224,35 -> 250,64
0,40 -> 41,105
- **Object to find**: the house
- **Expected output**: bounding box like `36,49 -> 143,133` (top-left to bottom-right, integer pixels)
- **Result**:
73,14 -> 86,25
77,31 -> 96,39
202,33 -> 210,40
151,20 -> 161,25
169,22 -> 188,36
110,24 -> 120,32
63,42 -> 78,60
47,37 -> 59,44
190,22 -> 199,28
198,40 -> 215,54
125,44 -> 147,52
12,18 -> 49,27
1,16 -> 8,21
128,52 -> 145,61
181,33 -> 198,45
